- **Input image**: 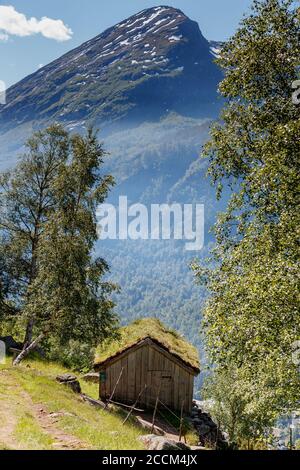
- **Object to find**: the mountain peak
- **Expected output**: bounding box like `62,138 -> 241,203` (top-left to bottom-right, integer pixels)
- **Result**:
92,4 -> 198,54
0,6 -> 222,132
116,5 -> 188,26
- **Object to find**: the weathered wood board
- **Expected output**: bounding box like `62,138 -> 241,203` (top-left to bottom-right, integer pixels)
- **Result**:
98,338 -> 197,413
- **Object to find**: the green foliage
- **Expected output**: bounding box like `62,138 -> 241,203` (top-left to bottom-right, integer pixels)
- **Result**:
46,339 -> 95,373
194,0 -> 300,435
95,317 -> 200,371
203,366 -> 278,446
0,124 -> 118,353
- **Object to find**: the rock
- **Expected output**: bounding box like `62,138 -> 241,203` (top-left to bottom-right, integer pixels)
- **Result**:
66,380 -> 81,394
56,374 -> 77,383
139,435 -> 190,451
201,412 -> 211,420
192,418 -> 204,425
190,406 -> 227,450
192,401 -> 201,411
209,422 -> 217,430
82,372 -> 99,383
56,374 -> 81,394
194,416 -> 217,429
217,440 -> 229,450
175,441 -> 191,451
197,424 -> 211,436
190,445 -> 209,451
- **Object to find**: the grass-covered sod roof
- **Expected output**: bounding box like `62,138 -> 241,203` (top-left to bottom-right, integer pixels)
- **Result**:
94,318 -> 200,372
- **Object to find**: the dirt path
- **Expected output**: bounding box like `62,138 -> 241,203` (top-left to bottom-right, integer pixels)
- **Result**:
31,402 -> 89,450
0,371 -> 21,449
0,372 -> 88,450
0,369 -> 88,450
0,402 -> 20,450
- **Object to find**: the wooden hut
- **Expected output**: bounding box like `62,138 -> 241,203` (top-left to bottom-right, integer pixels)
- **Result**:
94,319 -> 200,414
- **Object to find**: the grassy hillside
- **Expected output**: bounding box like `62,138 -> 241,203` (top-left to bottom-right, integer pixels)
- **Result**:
0,359 -> 146,450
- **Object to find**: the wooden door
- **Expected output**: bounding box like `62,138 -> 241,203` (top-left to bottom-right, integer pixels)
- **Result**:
146,371 -> 174,409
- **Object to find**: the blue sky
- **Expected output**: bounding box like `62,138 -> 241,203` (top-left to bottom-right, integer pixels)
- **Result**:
0,0 -> 253,87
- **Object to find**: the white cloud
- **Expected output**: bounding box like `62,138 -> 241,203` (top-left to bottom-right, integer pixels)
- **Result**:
0,32 -> 9,41
0,5 -> 73,42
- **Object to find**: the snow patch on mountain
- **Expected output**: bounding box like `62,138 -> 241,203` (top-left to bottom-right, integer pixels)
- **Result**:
169,35 -> 182,42
209,41 -> 225,59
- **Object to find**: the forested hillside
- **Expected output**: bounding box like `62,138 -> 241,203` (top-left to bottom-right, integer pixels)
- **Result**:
0,7 -> 226,366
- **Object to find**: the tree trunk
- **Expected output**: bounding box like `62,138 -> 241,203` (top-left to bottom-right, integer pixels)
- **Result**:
13,333 -> 45,366
23,318 -> 34,346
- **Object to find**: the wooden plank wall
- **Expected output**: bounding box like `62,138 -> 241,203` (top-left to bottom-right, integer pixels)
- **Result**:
100,343 -> 195,413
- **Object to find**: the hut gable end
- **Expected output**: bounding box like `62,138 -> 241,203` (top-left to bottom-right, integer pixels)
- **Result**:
95,337 -> 198,376
94,319 -> 200,413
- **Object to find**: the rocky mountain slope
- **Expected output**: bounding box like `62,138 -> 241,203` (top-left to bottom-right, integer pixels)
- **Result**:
0,6 -> 222,135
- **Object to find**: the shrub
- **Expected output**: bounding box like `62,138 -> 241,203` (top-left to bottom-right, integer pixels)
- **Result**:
47,339 -> 95,373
